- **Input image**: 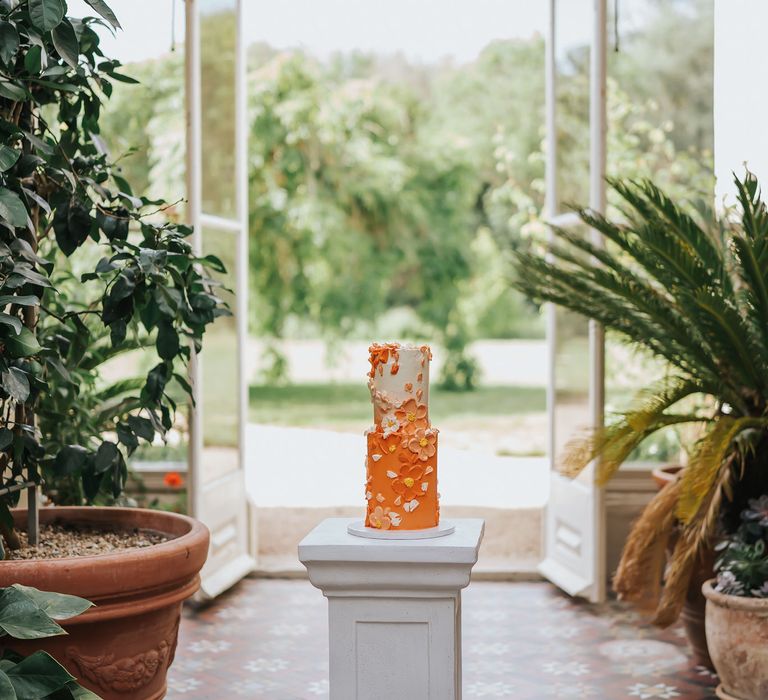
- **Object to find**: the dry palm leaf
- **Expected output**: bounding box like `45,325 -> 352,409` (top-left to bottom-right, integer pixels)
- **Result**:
613,476 -> 680,613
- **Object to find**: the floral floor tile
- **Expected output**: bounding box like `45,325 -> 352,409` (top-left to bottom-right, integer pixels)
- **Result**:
166,579 -> 718,699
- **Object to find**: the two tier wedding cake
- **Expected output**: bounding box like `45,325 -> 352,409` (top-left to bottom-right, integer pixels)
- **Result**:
364,342 -> 439,531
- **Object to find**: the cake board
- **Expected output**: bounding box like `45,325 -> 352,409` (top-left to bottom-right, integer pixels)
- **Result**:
347,520 -> 455,540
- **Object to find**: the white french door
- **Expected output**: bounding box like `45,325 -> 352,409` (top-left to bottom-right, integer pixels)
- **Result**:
185,0 -> 255,598
539,0 -> 608,603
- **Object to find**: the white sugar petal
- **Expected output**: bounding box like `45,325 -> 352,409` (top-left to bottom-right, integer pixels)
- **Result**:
394,496 -> 402,506
386,470 -> 397,479
365,491 -> 372,500
371,454 -> 382,462
424,466 -> 434,474
376,493 -> 385,502
421,482 -> 428,492
403,499 -> 420,512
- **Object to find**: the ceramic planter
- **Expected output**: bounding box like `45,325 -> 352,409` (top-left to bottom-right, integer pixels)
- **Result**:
0,506 -> 209,700
703,579 -> 768,700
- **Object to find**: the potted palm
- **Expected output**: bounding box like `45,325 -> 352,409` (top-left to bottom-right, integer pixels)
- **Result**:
511,172 -> 768,660
0,1 -> 223,698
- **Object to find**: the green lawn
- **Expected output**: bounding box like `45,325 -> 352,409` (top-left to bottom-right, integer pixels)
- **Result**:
248,383 -> 546,430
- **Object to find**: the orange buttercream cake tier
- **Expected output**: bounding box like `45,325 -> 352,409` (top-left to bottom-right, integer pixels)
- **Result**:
364,342 -> 440,530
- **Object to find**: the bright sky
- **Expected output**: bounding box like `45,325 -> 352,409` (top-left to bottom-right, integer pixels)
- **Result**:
68,0 -> 553,65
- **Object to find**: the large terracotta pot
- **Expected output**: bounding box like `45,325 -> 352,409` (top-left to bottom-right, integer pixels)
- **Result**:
651,464 -> 714,670
703,579 -> 768,700
0,507 -> 209,700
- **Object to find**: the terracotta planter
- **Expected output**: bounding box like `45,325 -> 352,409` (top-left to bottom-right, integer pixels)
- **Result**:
0,507 -> 209,700
703,579 -> 768,700
651,465 -> 714,670
651,464 -> 683,490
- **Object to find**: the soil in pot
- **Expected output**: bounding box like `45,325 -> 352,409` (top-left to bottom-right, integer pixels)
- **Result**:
8,522 -> 169,559
703,580 -> 768,700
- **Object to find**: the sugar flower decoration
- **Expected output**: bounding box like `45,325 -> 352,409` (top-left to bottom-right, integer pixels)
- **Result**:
408,428 -> 436,461
380,412 -> 400,438
395,398 -> 427,435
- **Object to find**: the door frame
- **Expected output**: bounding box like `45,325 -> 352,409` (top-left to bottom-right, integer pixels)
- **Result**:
184,0 -> 255,598
541,0 -> 607,603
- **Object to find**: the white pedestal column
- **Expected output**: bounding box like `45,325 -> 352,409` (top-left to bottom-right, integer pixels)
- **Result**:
298,518 -> 484,700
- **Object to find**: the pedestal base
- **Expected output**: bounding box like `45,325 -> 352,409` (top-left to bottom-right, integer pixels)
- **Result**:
347,519 -> 456,540
299,517 -> 484,700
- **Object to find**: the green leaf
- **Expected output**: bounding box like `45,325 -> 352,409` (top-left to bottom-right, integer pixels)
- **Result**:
0,187 -> 28,228
93,441 -> 118,473
0,313 -> 22,334
0,588 -> 65,639
0,670 -> 16,700
109,269 -> 136,301
24,45 -> 42,74
28,0 -> 66,32
107,71 -> 138,84
4,327 -> 41,358
115,422 -> 138,453
0,428 -> 12,450
0,21 -> 19,67
0,145 -> 20,173
127,415 -> 154,442
199,254 -> 226,273
6,651 -> 75,698
9,586 -> 92,621
63,681 -> 102,699
156,322 -> 179,360
53,445 -> 89,475
2,367 -> 29,402
0,295 -> 38,308
51,20 -> 79,69
0,81 -> 26,101
84,0 -> 121,30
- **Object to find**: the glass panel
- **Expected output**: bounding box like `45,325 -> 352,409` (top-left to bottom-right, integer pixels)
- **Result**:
554,0 -> 592,212
200,226 -> 240,482
552,2 -> 592,470
200,0 -> 237,219
603,0 -> 714,464
552,224 -> 591,470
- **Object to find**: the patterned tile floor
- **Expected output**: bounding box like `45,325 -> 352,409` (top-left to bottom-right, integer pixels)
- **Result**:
166,579 -> 718,699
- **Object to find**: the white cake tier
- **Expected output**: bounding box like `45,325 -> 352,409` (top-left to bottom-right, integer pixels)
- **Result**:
368,343 -> 431,424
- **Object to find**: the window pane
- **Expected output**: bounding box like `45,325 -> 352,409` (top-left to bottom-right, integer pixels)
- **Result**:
554,0 -> 591,211
552,222 -> 592,469
200,0 -> 237,218
552,1 -> 592,469
603,0 -> 714,464
200,226 -> 240,482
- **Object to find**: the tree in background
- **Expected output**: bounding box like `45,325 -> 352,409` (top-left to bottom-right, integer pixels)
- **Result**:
97,0 -> 714,391
247,51 -> 480,387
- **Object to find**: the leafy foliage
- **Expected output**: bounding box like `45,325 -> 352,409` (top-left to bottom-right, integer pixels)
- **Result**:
511,171 -> 768,623
715,495 -> 768,597
0,584 -> 99,699
0,2 -> 226,531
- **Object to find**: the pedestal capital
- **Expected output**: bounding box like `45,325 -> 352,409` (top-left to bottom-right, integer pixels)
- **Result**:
299,518 -> 484,596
